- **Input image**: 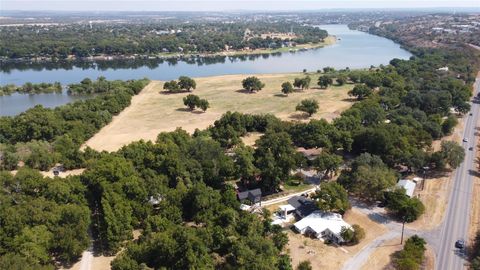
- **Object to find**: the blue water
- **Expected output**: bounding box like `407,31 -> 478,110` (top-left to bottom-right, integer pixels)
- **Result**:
0,25 -> 411,116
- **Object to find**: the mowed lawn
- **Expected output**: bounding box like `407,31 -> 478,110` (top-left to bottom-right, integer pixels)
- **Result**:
83,73 -> 354,151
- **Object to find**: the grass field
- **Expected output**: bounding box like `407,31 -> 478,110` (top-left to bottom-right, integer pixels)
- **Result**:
83,72 -> 354,152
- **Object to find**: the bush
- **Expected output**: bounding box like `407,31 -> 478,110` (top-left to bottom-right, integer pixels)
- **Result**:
393,235 -> 426,270
297,260 -> 312,270
340,224 -> 365,245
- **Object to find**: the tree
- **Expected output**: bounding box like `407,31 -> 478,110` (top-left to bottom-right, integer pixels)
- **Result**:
439,141 -> 465,169
313,182 -> 350,214
348,84 -> 372,100
441,115 -> 458,135
313,152 -> 343,178
242,76 -> 265,92
198,99 -> 209,112
281,82 -> 294,96
297,260 -> 312,270
338,153 -> 397,201
336,75 -> 347,86
183,94 -> 201,110
234,145 -> 259,186
340,224 -> 365,245
178,76 -> 196,91
13,225 -> 53,265
384,189 -> 425,222
293,76 -> 311,90
296,99 -> 319,117
318,75 -> 333,89
255,132 -> 297,192
393,235 -> 426,270
163,80 -> 180,92
0,151 -> 18,170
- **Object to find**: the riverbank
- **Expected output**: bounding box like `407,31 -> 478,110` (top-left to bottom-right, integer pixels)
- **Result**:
82,72 -> 354,152
1,36 -> 337,65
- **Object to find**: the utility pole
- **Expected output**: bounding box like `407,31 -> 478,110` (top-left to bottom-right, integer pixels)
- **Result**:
400,216 -> 406,244
422,166 -> 429,191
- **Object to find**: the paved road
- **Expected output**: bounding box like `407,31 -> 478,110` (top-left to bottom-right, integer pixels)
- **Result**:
436,76 -> 480,270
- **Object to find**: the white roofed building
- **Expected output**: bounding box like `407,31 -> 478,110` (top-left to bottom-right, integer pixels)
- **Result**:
293,211 -> 352,243
396,179 -> 416,198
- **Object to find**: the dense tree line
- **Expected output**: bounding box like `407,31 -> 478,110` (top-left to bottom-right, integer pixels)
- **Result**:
0,22 -> 328,59
0,78 -> 150,170
0,169 -> 90,269
0,82 -> 62,96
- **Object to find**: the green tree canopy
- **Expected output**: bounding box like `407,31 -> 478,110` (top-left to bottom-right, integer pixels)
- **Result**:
242,76 -> 265,92
313,182 -> 350,214
318,75 -> 333,89
281,81 -> 294,96
178,76 -> 197,91
296,99 -> 319,117
348,84 -> 373,100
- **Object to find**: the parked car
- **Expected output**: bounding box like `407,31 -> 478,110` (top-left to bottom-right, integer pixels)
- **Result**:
455,239 -> 465,249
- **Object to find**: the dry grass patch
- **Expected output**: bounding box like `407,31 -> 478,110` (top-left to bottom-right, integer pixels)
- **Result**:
241,132 -> 263,147
407,173 -> 451,231
287,208 -> 387,270
84,73 -> 353,152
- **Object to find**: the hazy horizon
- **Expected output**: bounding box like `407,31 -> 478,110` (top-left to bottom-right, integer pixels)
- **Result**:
1,0 -> 479,12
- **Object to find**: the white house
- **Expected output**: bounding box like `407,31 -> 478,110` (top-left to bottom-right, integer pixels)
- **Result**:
293,211 -> 352,243
437,66 -> 449,72
396,179 -> 416,198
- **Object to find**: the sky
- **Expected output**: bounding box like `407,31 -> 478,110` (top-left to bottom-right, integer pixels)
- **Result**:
1,0 -> 479,11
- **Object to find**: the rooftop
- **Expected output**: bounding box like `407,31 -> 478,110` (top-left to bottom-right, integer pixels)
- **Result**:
294,210 -> 351,237
397,179 -> 416,198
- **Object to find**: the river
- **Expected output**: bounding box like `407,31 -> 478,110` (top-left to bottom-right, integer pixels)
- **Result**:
0,25 -> 411,116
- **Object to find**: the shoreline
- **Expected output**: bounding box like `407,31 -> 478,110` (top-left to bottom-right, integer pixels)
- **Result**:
0,36 -> 337,65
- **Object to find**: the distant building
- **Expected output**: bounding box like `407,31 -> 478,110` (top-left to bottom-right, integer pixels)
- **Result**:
293,211 -> 352,243
437,66 -> 449,72
396,179 -> 416,198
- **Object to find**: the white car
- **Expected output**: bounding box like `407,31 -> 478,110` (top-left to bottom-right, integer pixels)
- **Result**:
463,138 -> 468,142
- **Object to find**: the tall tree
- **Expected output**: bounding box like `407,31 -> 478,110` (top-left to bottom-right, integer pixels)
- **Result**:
255,132 -> 297,192
348,84 -> 373,100
318,75 -> 333,89
178,76 -> 197,91
313,182 -> 350,214
281,81 -> 294,96
242,76 -> 265,92
296,99 -> 319,117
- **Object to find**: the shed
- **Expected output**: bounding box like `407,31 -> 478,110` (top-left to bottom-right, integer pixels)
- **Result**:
396,179 -> 416,198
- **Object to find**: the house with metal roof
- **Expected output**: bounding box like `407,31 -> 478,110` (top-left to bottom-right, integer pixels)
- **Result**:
293,210 -> 352,243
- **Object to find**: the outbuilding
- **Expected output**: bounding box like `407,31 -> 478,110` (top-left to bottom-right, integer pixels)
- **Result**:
396,179 -> 416,198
